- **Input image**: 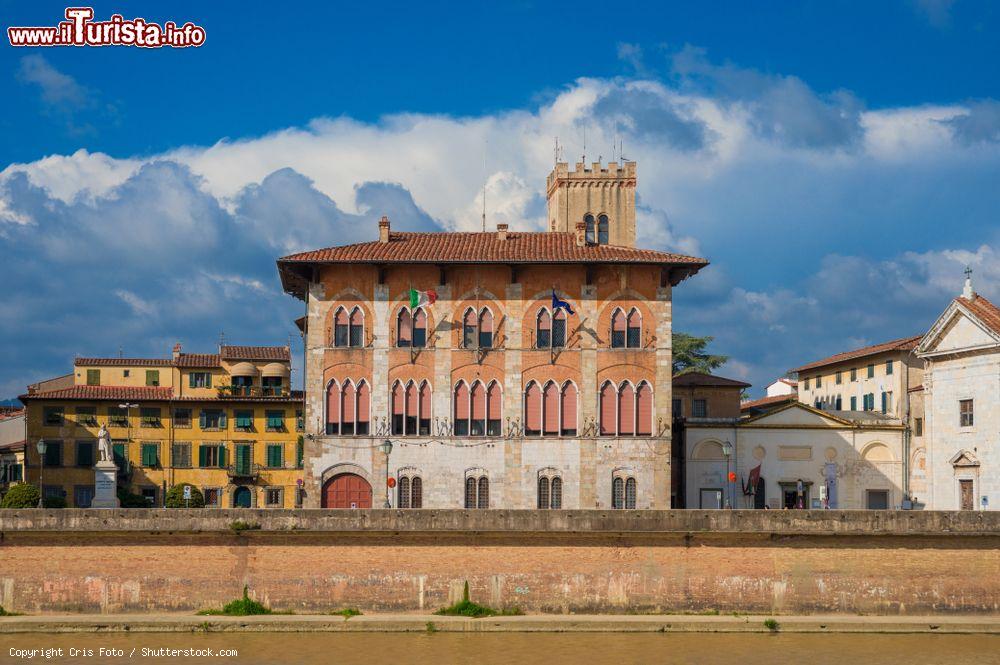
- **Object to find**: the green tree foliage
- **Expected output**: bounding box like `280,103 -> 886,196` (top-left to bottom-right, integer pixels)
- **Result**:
42,495 -> 66,509
672,332 -> 728,375
117,488 -> 149,508
0,483 -> 40,508
165,483 -> 205,508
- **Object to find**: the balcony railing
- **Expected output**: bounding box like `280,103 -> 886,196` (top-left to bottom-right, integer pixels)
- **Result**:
226,462 -> 262,480
216,385 -> 290,398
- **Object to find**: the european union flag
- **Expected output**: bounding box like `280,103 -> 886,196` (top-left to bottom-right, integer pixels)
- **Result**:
551,290 -> 575,315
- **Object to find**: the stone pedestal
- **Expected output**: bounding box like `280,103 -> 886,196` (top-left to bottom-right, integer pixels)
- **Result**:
91,460 -> 120,508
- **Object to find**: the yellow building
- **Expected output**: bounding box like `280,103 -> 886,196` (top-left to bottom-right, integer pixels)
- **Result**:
20,345 -> 304,508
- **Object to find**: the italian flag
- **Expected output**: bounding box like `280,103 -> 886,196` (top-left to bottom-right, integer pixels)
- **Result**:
409,288 -> 438,309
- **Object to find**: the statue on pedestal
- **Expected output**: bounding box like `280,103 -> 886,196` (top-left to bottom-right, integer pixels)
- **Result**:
97,424 -> 114,464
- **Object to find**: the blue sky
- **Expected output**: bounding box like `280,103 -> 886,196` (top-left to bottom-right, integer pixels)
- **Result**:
1,0 -> 999,398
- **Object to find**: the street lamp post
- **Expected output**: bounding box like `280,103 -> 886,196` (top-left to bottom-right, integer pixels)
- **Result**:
721,440 -> 734,509
35,438 -> 47,508
119,402 -> 139,445
379,439 -> 393,509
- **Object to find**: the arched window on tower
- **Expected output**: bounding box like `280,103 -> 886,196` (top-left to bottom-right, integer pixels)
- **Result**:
597,214 -> 609,245
349,307 -> 364,347
487,381 -> 502,436
340,379 -> 356,435
584,214 -> 595,244
454,381 -> 470,436
627,308 -> 641,348
470,381 -> 487,436
600,382 -> 617,436
560,382 -> 578,436
412,308 -> 427,348
636,381 -> 653,436
463,308 -> 477,349
325,380 -> 340,435
524,381 -> 542,436
357,381 -> 370,434
543,381 -> 559,436
478,308 -> 494,349
536,309 -> 551,348
552,308 -> 567,348
611,308 -> 626,348
333,308 -> 349,347
397,308 -> 412,347
618,382 -> 636,436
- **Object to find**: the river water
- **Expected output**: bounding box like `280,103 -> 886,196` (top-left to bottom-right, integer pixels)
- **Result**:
2,633 -> 997,664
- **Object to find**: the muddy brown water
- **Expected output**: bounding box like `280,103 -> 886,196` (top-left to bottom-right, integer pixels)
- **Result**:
1,632 -> 997,664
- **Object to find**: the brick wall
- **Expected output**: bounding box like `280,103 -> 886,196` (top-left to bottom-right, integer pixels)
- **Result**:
0,510 -> 997,615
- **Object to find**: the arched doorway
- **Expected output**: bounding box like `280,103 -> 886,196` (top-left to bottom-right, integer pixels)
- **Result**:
233,486 -> 252,508
322,473 -> 372,509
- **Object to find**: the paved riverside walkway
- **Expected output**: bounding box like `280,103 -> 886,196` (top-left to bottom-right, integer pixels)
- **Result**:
0,614 -> 997,634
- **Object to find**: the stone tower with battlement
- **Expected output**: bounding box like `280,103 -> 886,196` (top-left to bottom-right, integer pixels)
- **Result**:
546,161 -> 637,248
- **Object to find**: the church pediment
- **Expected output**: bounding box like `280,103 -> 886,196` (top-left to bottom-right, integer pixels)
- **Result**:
919,300 -> 1000,357
742,402 -> 852,428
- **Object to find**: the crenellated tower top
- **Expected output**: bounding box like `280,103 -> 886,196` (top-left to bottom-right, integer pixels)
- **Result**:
545,161 -> 637,247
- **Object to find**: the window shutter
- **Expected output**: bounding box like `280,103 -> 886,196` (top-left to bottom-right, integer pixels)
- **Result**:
406,382 -> 418,424
327,381 -> 340,430
199,411 -> 207,429
419,382 -> 432,422
636,382 -> 653,435
397,309 -> 412,346
536,310 -> 551,348
341,382 -> 356,427
357,382 -> 370,429
618,383 -> 635,435
219,411 -> 226,428
487,382 -> 501,424
543,382 -> 559,435
525,383 -> 542,434
560,382 -> 577,435
219,446 -> 228,468
600,383 -> 617,436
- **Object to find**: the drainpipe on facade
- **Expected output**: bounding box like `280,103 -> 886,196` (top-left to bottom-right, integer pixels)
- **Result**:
902,351 -> 911,508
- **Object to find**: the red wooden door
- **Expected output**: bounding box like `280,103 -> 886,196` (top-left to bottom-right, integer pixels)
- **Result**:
322,473 -> 372,509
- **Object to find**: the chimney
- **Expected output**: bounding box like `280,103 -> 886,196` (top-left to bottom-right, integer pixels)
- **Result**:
172,343 -> 182,360
574,221 -> 587,247
496,223 -> 509,241
378,215 -> 391,243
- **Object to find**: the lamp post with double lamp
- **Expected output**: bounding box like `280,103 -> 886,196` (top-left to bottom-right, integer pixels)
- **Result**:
721,440 -> 734,509
35,438 -> 46,508
379,439 -> 393,508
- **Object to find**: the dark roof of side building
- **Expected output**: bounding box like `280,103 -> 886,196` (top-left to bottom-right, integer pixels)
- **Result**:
740,394 -> 797,413
74,346 -> 290,369
672,372 -> 751,388
20,386 -> 304,403
793,335 -> 923,373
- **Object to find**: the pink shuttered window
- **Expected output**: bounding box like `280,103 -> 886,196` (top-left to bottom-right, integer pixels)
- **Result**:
356,381 -> 370,433
470,381 -> 486,436
525,382 -> 542,435
560,382 -> 577,435
543,381 -> 559,435
349,308 -> 363,326
335,308 -> 348,325
413,308 -> 427,348
341,380 -> 356,434
406,382 -> 418,417
419,382 -> 432,422
636,382 -> 653,435
397,309 -> 412,346
618,383 -> 635,436
392,382 -> 404,414
487,381 -> 502,436
600,382 -> 617,436
479,309 -> 493,333
536,309 -> 551,348
326,381 -> 340,434
454,382 -> 470,436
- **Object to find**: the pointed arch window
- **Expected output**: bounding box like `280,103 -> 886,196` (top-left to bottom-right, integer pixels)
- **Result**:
626,308 -> 641,348
625,477 -> 637,508
397,309 -> 412,347
391,380 -> 430,436
487,381 -> 502,436
340,380 -> 356,435
538,476 -> 550,509
470,381 -> 487,436
333,308 -> 349,347
551,476 -> 562,508
478,476 -> 489,509
560,382 -> 578,436
453,382 -> 470,436
543,381 -> 560,436
536,309 -> 551,349
599,382 -> 617,436
462,308 -> 477,349
413,308 -> 427,348
552,309 -> 567,348
391,381 -> 405,435
478,308 -> 494,349
612,477 -> 624,509
349,308 -> 364,347
538,473 -> 563,509
524,381 -> 542,436
325,380 -> 341,435
419,381 -> 432,435
611,308 -> 626,348
618,382 -> 636,436
405,381 -> 419,435
636,381 -> 653,436
465,476 -> 477,508
398,474 -> 422,509
597,214 -> 609,245
356,381 -> 370,434
465,474 -> 489,509
584,214 -> 595,244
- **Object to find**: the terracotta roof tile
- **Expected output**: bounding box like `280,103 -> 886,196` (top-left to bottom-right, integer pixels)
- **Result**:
74,357 -> 172,367
959,295 -> 1000,336
279,231 -> 709,266
740,394 -> 797,412
220,345 -> 290,361
672,371 -> 751,388
793,335 -> 923,373
22,385 -> 174,401
174,353 -> 221,368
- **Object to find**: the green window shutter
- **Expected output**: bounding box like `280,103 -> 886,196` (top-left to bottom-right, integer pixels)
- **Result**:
206,373 -> 212,388
267,445 -> 282,468
296,438 -> 304,468
219,446 -> 228,468
199,411 -> 207,429
189,373 -> 196,388
198,445 -> 208,467
219,411 -> 227,428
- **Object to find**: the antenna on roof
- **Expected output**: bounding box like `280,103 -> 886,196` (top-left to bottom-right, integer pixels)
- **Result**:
482,138 -> 488,232
553,137 -> 560,166
219,330 -> 226,350
582,126 -> 587,164
118,345 -> 123,359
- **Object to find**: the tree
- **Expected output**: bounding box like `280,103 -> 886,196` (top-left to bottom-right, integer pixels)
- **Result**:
0,483 -> 40,508
673,332 -> 728,376
166,483 -> 205,508
117,487 -> 149,508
